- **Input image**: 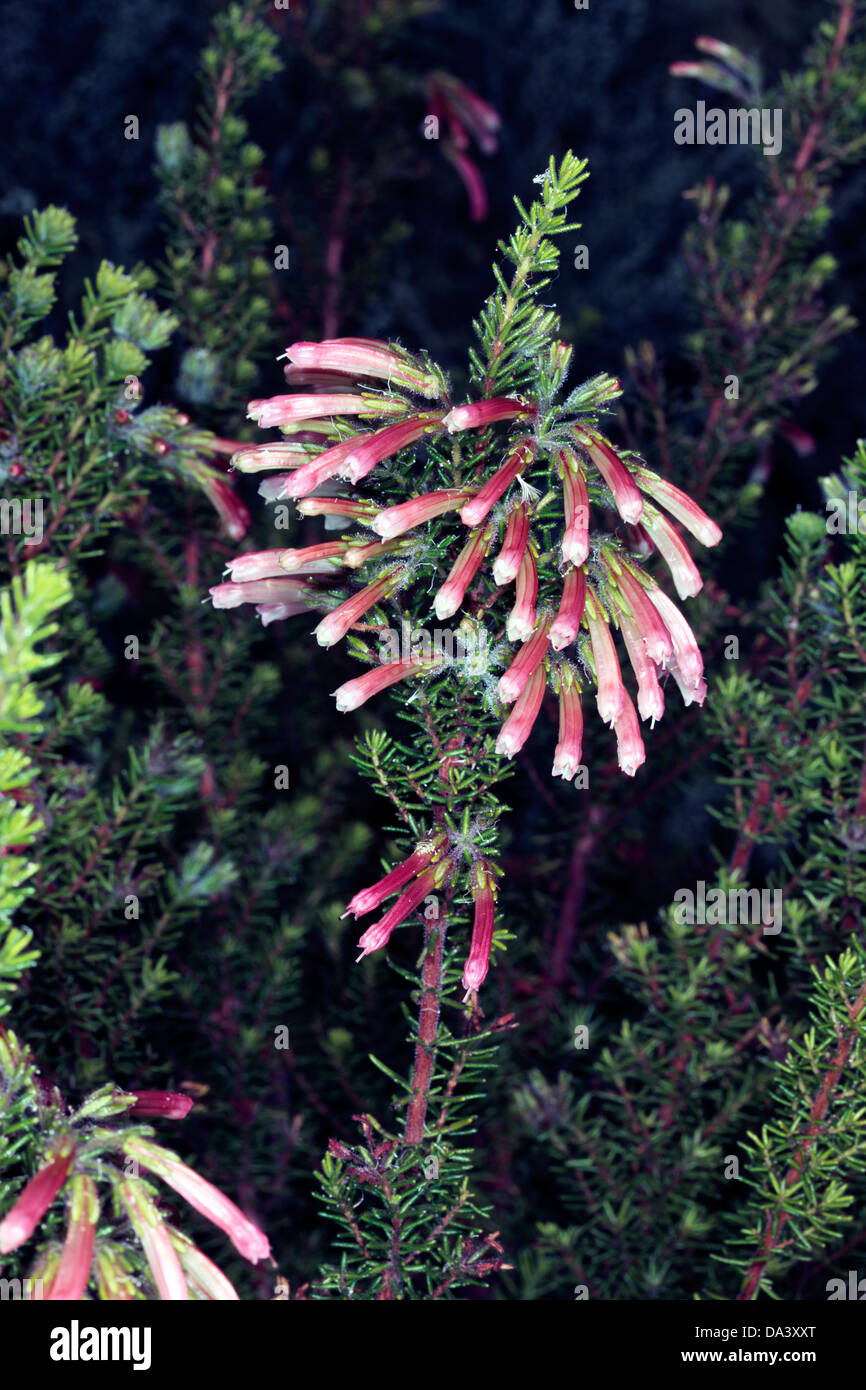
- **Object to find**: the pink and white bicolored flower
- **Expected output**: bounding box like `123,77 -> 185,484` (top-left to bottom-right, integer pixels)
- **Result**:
342,833 -> 449,919
118,1180 -> 190,1301
313,567 -> 406,648
634,468 -> 722,548
209,577 -> 320,610
584,598 -> 626,727
506,547 -> 538,642
342,414 -> 445,484
280,338 -> 442,399
572,424 -> 643,525
495,663 -> 546,758
371,489 -> 473,541
45,1175 -> 99,1301
333,656 -> 446,713
552,665 -> 584,780
0,1136 -> 75,1254
497,615 -> 551,703
549,566 -> 586,652
613,692 -> 646,777
441,398 -> 534,434
460,439 -> 537,528
247,393 -> 407,429
356,859 -> 454,961
434,525 -> 490,620
461,860 -> 499,997
639,504 -> 704,599
559,448 -> 590,565
492,502 -> 529,586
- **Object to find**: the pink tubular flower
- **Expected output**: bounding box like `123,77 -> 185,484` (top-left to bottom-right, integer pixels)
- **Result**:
183,459 -> 250,540
460,439 -> 537,528
356,861 -> 452,961
614,692 -> 646,777
619,611 -> 665,726
371,489 -> 474,540
668,664 -> 708,707
461,861 -> 498,997
226,550 -> 292,583
247,393 -> 407,429
428,71 -> 501,156
560,448 -> 590,565
434,526 -> 490,620
256,602 -> 316,626
343,414 -> 444,484
645,585 -> 704,687
506,547 -> 538,642
343,539 -> 402,569
441,398 -> 534,434
634,469 -> 722,547
492,503 -> 529,586
552,667 -> 583,780
613,565 -> 673,667
168,1227 -> 240,1301
333,657 -> 445,712
0,1137 -> 75,1254
342,833 -> 449,919
495,663 -> 546,758
278,542 -> 349,574
209,578 -> 318,609
230,443 -> 311,473
550,566 -> 586,651
572,424 -> 643,525
296,496 -> 376,522
278,436 -> 367,500
128,1090 -> 194,1120
313,567 -> 405,648
121,1137 -> 271,1265
118,1180 -> 189,1301
497,615 -> 551,703
640,505 -> 704,599
45,1175 -> 99,1301
585,601 -> 626,726
281,338 -> 442,399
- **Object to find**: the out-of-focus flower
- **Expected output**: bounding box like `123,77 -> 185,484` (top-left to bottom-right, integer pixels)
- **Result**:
0,1137 -> 76,1254
424,71 -> 502,221
45,1175 -> 99,1301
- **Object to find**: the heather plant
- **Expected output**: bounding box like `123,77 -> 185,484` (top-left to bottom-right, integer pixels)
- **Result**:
0,0 -> 864,1306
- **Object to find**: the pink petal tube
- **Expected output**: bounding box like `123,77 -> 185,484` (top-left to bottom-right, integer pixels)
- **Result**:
550,567 -> 587,651
278,437 -> 366,500
371,489 -> 473,541
355,864 -> 443,961
460,440 -> 537,528
492,503 -> 529,586
0,1139 -> 75,1254
343,414 -> 444,484
495,663 -> 546,758
342,834 -> 449,919
45,1175 -> 99,1301
442,398 -> 534,434
434,525 -> 490,620
247,393 -> 407,428
640,506 -> 704,599
573,425 -> 643,525
552,669 -> 584,780
497,616 -> 552,703
313,568 -> 404,648
585,605 -> 626,727
613,566 -> 674,668
618,611 -> 666,726
506,547 -> 538,642
282,339 -> 441,398
209,578 -> 318,609
645,585 -> 705,687
613,692 -> 646,777
635,469 -> 722,547
333,657 -> 445,712
118,1181 -> 190,1301
560,448 -> 590,565
461,861 -> 498,996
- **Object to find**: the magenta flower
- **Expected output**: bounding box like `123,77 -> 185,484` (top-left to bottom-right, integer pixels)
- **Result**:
461,861 -> 498,997
506,547 -> 538,642
355,863 -> 447,961
121,1137 -> 272,1265
434,525 -> 490,620
572,424 -> 644,525
552,667 -> 584,780
118,1180 -> 189,1301
460,439 -> 537,528
442,147 -> 489,222
333,657 -> 445,713
343,414 -> 444,484
313,566 -> 406,648
585,601 -> 626,727
560,448 -> 590,565
613,692 -> 646,777
341,834 -> 449,919
371,489 -> 473,541
550,566 -> 586,652
247,393 -> 407,429
181,457 -> 250,540
495,663 -> 546,758
492,502 -> 530,586
497,615 -> 551,704
646,585 -> 704,689
281,338 -> 442,399
45,1175 -> 99,1301
0,1136 -> 75,1254
442,398 -> 534,434
127,1090 -> 194,1120
639,505 -> 704,599
635,469 -> 723,547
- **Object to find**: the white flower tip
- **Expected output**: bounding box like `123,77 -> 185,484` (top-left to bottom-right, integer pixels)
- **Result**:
620,497 -> 644,525
433,591 -> 458,621
562,539 -> 590,566
674,574 -> 703,600
497,676 -> 520,704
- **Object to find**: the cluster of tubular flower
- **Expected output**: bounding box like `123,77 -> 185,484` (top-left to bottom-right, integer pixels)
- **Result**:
341,832 -> 499,997
0,1093 -> 271,1300
219,338 -> 720,773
